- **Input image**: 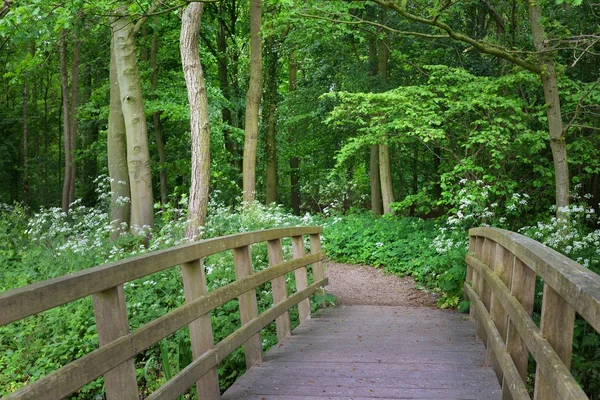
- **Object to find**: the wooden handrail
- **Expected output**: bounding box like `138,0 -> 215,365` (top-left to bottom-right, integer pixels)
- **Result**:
0,226 -> 327,400
465,227 -> 600,400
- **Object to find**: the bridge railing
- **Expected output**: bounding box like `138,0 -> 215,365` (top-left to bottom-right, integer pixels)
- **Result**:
0,226 -> 326,400
465,227 -> 600,400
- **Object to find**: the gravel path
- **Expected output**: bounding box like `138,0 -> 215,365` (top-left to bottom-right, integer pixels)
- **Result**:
324,261 -> 438,307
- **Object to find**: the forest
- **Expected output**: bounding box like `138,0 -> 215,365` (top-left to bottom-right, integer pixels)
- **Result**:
1,0 -> 600,398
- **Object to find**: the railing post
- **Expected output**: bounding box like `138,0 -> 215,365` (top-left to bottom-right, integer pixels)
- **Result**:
267,239 -> 291,341
487,244 -> 512,385
473,236 -> 487,343
504,257 -> 535,400
233,245 -> 263,367
292,235 -> 311,323
309,234 -> 325,296
181,259 -> 220,400
533,283 -> 576,400
467,235 -> 475,322
92,285 -> 139,400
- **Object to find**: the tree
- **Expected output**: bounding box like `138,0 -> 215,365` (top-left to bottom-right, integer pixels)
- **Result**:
111,8 -> 154,235
242,0 -> 263,202
181,2 -> 211,240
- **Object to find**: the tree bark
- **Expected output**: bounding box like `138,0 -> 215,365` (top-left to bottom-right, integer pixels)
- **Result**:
151,16 -> 168,206
108,43 -> 131,240
59,30 -> 73,212
181,3 -> 211,240
23,79 -> 29,210
68,31 -> 80,207
264,36 -> 278,205
370,145 -> 382,215
379,144 -> 395,214
528,2 -> 570,216
112,9 -> 154,235
289,50 -> 300,215
242,0 -> 263,202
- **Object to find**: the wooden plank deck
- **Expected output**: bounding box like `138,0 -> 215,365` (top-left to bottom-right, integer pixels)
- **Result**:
222,305 -> 501,400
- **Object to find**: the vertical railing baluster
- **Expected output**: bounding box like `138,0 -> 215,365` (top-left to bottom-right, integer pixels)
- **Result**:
233,245 -> 263,367
292,235 -> 311,322
309,233 -> 324,286
92,285 -> 139,400
181,259 -> 220,400
474,236 -> 487,343
533,284 -> 576,400
504,257 -> 535,400
467,235 -> 476,322
487,244 -> 512,387
267,239 -> 291,341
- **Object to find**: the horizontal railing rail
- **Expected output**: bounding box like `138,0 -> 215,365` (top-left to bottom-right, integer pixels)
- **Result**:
465,227 -> 600,400
0,226 -> 327,400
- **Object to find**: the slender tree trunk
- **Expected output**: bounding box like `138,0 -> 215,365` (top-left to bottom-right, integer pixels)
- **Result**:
218,3 -> 236,159
112,9 -> 154,234
242,0 -> 263,202
151,16 -> 168,206
23,80 -> 29,210
264,36 -> 278,205
370,145 -> 383,215
181,3 -> 211,240
368,35 -> 383,215
82,64 -> 98,205
68,31 -> 80,207
528,2 -> 570,216
379,144 -> 395,214
289,50 -> 300,215
43,76 -> 49,205
108,43 -> 131,240
59,30 -> 73,212
377,27 -> 394,214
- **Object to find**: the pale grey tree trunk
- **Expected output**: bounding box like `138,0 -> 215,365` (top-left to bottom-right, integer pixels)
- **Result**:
108,42 -> 131,240
112,9 -> 154,235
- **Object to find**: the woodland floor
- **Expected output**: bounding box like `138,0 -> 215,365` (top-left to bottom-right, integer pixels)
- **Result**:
324,262 -> 439,307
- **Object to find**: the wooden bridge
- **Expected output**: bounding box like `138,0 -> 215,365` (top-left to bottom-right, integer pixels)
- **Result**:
1,226 -> 599,400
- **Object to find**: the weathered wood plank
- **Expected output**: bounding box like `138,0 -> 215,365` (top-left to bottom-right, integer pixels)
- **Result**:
4,253 -> 324,400
505,257 -> 535,400
222,305 -> 501,400
292,235 -> 310,322
0,226 -> 322,326
147,278 -> 328,400
464,283 -> 529,400
309,234 -> 324,284
267,239 -> 291,341
534,283 -> 576,400
233,245 -> 263,368
92,285 -> 138,400
466,254 -> 587,400
470,227 -> 600,333
181,259 -> 219,400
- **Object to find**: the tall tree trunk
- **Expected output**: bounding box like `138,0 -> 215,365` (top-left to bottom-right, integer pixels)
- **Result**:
112,9 -> 154,235
377,27 -> 394,214
59,30 -> 73,212
108,43 -> 131,240
23,80 -> 29,210
218,3 -> 236,159
368,35 -> 383,215
242,0 -> 262,202
181,3 -> 211,240
370,145 -> 383,215
379,144 -> 395,214
68,31 -> 80,207
82,63 -> 98,206
264,36 -> 278,205
528,2 -> 570,217
289,50 -> 300,215
151,16 -> 168,206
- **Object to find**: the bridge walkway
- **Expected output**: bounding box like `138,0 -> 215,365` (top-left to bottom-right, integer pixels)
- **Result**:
222,305 -> 501,400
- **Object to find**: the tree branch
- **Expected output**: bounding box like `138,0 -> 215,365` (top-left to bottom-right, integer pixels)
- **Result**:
0,0 -> 11,19
371,0 -> 541,74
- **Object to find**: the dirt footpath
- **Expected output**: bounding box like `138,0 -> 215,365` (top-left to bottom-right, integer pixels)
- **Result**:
324,261 -> 438,307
